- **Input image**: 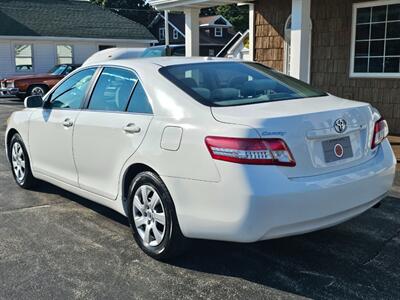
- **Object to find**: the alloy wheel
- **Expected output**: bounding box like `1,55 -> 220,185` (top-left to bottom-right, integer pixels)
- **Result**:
133,185 -> 166,247
11,142 -> 25,182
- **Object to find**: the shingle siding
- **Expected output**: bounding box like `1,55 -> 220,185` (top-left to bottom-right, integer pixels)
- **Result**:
311,0 -> 400,134
255,0 -> 400,134
255,0 -> 291,71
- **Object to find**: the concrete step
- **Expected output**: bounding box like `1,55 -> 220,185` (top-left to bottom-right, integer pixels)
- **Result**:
392,144 -> 400,163
389,135 -> 400,145
388,136 -> 400,163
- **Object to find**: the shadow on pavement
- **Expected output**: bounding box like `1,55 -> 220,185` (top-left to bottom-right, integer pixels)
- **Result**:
31,182 -> 129,227
0,98 -> 23,106
169,194 -> 400,299
30,173 -> 400,299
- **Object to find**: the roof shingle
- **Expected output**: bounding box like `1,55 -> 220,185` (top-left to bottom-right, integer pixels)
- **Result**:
0,0 -> 156,40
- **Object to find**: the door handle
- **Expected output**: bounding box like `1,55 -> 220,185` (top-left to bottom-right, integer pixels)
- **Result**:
63,118 -> 74,128
123,123 -> 141,134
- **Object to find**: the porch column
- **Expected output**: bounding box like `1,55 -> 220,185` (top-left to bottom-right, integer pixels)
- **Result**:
290,0 -> 311,82
164,10 -> 170,46
184,8 -> 200,57
248,3 -> 255,61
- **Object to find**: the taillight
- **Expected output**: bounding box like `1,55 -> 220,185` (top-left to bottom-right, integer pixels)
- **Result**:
371,118 -> 389,149
205,136 -> 296,166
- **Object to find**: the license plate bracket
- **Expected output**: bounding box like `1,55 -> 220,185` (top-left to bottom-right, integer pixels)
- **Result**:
322,136 -> 353,163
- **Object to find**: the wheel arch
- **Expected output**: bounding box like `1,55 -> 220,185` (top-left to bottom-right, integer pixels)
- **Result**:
27,83 -> 49,94
6,128 -> 19,160
121,163 -> 160,213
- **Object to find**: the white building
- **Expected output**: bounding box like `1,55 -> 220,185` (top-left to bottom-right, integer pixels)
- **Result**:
0,0 -> 156,78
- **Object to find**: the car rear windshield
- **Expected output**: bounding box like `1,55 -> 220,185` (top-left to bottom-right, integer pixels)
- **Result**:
159,62 -> 327,107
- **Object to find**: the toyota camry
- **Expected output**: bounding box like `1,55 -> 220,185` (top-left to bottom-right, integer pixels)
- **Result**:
5,57 -> 396,260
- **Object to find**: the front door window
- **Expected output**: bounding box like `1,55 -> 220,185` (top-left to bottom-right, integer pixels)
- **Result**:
48,68 -> 96,109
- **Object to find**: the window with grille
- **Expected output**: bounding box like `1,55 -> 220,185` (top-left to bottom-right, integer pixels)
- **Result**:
173,29 -> 179,40
351,1 -> 400,77
57,45 -> 73,64
15,44 -> 33,72
159,28 -> 165,40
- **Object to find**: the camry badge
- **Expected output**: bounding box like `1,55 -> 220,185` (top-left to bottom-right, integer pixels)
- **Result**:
334,118 -> 347,133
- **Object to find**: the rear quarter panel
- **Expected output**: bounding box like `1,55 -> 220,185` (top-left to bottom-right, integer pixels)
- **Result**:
117,62 -> 261,184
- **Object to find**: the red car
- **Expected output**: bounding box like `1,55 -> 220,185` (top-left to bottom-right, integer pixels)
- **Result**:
0,64 -> 80,99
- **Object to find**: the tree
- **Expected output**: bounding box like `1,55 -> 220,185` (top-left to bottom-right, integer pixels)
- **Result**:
91,0 -> 157,27
201,5 -> 249,33
92,1 -> 249,32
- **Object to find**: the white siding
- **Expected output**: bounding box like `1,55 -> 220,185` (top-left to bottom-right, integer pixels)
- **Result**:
0,41 -> 14,78
33,43 -> 56,74
73,43 -> 97,64
0,38 -> 151,79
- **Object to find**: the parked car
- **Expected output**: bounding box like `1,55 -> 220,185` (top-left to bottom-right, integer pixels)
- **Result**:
0,64 -> 80,99
140,45 -> 185,57
5,58 -> 396,260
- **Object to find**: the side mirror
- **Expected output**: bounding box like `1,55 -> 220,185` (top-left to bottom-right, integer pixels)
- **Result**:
24,95 -> 43,108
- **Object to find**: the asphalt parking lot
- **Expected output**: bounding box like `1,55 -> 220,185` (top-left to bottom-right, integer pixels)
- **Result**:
0,97 -> 399,300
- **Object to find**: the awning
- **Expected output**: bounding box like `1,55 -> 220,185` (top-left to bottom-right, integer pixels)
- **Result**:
146,0 -> 253,11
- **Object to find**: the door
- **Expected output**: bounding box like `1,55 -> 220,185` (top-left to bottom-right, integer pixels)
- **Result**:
29,68 -> 97,186
73,67 -> 153,199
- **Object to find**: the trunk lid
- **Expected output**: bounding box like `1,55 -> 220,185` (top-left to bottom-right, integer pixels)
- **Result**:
211,95 -> 376,178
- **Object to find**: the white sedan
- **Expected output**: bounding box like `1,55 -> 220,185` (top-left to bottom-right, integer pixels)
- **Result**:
5,57 -> 397,260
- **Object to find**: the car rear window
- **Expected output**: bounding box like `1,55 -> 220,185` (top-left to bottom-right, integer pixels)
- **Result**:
159,62 -> 327,107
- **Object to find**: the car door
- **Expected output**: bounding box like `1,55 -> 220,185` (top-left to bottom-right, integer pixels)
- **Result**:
29,68 -> 97,186
73,67 -> 153,199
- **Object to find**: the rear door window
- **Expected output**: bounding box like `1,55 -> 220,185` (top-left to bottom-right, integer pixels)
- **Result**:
127,82 -> 153,114
88,67 -> 137,112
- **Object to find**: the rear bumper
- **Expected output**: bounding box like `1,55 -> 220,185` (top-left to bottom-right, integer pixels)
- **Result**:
163,140 -> 396,242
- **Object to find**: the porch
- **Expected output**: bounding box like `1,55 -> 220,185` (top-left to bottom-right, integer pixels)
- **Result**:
146,0 -> 312,82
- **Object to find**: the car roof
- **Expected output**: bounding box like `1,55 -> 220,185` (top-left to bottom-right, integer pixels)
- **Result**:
87,56 -> 239,69
142,56 -> 236,66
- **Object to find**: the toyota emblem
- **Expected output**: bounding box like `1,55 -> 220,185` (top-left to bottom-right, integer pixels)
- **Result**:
334,118 -> 347,133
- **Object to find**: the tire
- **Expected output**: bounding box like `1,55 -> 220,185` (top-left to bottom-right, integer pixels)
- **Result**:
9,133 -> 37,189
127,171 -> 188,260
27,85 -> 48,97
